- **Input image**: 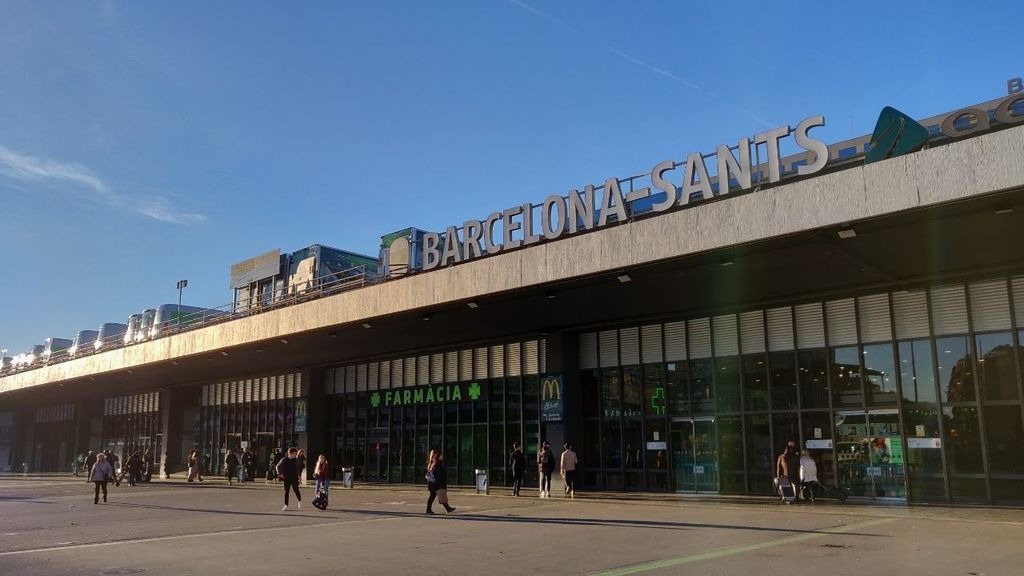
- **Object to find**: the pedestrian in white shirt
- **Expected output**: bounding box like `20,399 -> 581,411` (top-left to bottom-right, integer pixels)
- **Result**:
799,450 -> 819,502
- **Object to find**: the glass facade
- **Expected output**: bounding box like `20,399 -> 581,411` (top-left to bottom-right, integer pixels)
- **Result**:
102,393 -> 162,471
198,372 -> 305,478
576,275 -> 1024,503
325,340 -> 547,486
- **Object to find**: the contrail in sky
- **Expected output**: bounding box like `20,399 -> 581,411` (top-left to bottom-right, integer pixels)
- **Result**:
504,0 -> 775,129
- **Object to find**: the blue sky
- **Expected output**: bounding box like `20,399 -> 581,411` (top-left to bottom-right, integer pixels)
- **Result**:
0,0 -> 1019,355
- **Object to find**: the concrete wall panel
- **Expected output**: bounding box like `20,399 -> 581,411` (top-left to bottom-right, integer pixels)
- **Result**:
3,125 -> 1023,395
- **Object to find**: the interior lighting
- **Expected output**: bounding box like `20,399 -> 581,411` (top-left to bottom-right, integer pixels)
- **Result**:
422,314 -> 432,321
279,339 -> 289,344
616,273 -> 632,283
544,291 -> 558,299
362,322 -> 373,329
719,258 -> 735,267
467,302 -> 479,309
993,206 -> 1014,214
220,351 -> 229,357
837,228 -> 857,239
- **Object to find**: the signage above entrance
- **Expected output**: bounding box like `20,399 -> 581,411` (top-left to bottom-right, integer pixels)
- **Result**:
422,115 -> 831,271
370,381 -> 487,409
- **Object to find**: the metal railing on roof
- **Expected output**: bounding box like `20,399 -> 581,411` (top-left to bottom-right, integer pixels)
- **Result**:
0,264 -> 404,377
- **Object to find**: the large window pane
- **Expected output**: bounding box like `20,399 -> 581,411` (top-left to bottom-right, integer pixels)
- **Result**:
831,346 -> 863,408
583,419 -> 601,471
745,415 -> 772,494
581,369 -> 599,419
602,369 -> 622,418
942,406 -> 984,475
742,354 -> 768,411
622,366 -> 642,417
642,364 -> 667,417
770,352 -> 798,410
719,416 -> 745,493
645,419 -> 668,490
864,343 -> 898,406
603,418 -> 622,469
983,405 -> 1024,474
798,349 -> 829,409
800,412 -> 834,486
899,340 -> 937,405
690,359 -> 715,415
772,413 -> 799,455
902,406 -> 945,501
507,377 -> 522,422
667,362 -> 690,416
716,357 -> 741,413
523,376 -> 540,422
624,419 -> 643,472
976,332 -> 1019,401
936,336 -> 974,403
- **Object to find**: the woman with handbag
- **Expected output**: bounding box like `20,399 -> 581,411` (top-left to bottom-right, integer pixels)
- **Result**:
425,450 -> 455,515
313,454 -> 330,510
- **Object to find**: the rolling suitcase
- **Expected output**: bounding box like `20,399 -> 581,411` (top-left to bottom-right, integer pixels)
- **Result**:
775,476 -> 797,504
312,486 -> 329,510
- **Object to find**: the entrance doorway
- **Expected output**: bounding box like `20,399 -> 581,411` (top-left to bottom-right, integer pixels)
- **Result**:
835,409 -> 907,499
670,418 -> 718,493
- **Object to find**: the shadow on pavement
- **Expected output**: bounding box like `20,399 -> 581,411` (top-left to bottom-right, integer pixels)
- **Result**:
105,501 -> 883,537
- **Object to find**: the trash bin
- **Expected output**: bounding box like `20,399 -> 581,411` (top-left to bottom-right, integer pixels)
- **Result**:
475,469 -> 489,494
341,467 -> 354,489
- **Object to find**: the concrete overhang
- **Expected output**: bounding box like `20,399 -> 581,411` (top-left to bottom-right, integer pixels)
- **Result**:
2,125 -> 1024,397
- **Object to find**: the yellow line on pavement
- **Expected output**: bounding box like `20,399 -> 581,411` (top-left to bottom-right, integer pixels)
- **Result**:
592,517 -> 896,576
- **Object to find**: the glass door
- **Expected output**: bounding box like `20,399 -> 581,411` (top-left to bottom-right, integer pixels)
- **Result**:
835,409 -> 907,499
670,418 -> 718,493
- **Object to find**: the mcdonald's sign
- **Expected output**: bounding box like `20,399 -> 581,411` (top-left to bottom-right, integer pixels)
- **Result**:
541,375 -> 564,422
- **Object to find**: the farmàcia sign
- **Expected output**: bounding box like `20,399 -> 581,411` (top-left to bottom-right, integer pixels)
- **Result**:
423,115 -> 830,271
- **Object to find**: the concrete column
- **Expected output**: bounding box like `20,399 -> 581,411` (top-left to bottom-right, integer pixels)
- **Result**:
158,387 -> 197,478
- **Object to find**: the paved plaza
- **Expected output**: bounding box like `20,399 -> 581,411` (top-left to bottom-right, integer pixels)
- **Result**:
0,476 -> 1021,576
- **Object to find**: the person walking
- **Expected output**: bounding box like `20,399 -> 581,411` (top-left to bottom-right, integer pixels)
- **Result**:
225,449 -> 240,486
537,441 -> 555,498
74,452 -> 85,476
122,452 -> 142,487
242,447 -> 254,482
89,453 -> 114,504
776,440 -> 801,502
105,451 -> 120,485
425,449 -> 455,515
187,449 -> 199,482
313,454 -> 330,510
560,442 -> 578,499
297,449 -> 307,486
509,442 -> 527,497
267,449 -> 283,484
83,451 -> 97,481
142,450 -> 154,482
799,449 -> 819,502
277,447 -> 302,511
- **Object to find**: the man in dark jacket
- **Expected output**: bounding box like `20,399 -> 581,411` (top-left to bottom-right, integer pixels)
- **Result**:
225,450 -> 240,485
241,448 -> 254,482
122,452 -> 142,487
276,448 -> 302,510
83,451 -> 97,481
509,442 -> 527,497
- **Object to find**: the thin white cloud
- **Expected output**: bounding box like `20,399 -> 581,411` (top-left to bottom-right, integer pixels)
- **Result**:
0,144 -> 206,226
0,145 -> 108,195
503,0 -> 775,129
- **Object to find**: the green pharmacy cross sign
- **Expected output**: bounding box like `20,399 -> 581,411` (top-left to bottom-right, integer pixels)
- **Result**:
651,387 -> 666,416
370,381 -> 486,409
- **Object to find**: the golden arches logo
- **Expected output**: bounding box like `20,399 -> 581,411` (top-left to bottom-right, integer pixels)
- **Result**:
542,377 -> 561,401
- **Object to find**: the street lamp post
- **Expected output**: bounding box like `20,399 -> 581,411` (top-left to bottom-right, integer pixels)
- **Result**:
176,279 -> 188,331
